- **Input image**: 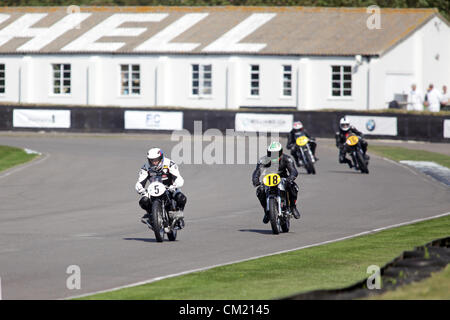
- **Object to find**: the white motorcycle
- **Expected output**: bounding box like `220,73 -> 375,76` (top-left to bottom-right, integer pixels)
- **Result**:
142,176 -> 183,242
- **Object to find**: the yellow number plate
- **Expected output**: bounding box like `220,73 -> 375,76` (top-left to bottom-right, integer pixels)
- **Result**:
346,135 -> 359,146
296,136 -> 309,146
263,173 -> 281,187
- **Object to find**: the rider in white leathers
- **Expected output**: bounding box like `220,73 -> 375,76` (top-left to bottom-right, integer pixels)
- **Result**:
135,148 -> 186,227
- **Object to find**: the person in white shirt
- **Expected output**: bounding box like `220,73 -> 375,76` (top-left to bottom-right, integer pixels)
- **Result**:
408,84 -> 423,111
425,84 -> 443,112
441,85 -> 449,109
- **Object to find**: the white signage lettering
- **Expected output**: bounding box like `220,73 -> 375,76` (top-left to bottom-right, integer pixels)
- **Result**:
0,14 -> 10,27
235,113 -> 293,133
345,115 -> 398,136
203,13 -> 275,52
0,13 -> 91,51
62,13 -> 167,52
124,110 -> 183,130
135,13 -> 208,52
444,119 -> 450,138
13,109 -> 71,128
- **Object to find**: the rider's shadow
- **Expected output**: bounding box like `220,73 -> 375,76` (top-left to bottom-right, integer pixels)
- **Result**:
239,229 -> 274,235
327,170 -> 361,174
123,237 -> 161,243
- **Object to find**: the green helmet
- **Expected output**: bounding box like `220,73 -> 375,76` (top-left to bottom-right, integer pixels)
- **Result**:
267,141 -> 283,159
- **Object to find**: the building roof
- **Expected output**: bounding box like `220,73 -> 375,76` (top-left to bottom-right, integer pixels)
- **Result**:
0,6 -> 442,56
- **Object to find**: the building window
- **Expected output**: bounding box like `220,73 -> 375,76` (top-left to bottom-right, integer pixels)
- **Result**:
250,64 -> 259,96
192,64 -> 212,96
331,65 -> 352,97
282,65 -> 292,97
121,64 -> 140,95
0,64 -> 4,94
52,64 -> 71,94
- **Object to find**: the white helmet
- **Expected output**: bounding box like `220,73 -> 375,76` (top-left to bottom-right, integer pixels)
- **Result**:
339,117 -> 350,132
293,121 -> 304,131
147,148 -> 164,171
267,141 -> 283,160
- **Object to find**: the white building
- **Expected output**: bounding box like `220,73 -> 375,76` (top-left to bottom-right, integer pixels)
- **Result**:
0,6 -> 449,110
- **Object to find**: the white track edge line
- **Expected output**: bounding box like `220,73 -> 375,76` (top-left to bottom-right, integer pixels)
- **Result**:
64,211 -> 450,300
0,152 -> 49,180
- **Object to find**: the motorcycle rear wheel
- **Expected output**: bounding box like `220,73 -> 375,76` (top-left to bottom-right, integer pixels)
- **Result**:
280,216 -> 290,233
167,230 -> 177,241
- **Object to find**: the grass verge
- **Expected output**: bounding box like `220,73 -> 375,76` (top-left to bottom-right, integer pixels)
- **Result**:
368,145 -> 450,169
79,215 -> 450,300
0,145 -> 38,173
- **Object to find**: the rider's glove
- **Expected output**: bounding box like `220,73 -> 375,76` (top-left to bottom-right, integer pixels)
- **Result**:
138,188 -> 147,196
168,185 -> 177,192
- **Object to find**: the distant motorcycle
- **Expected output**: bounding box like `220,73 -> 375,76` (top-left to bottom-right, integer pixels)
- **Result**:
142,176 -> 183,242
345,134 -> 369,174
262,172 -> 292,234
293,134 -> 316,174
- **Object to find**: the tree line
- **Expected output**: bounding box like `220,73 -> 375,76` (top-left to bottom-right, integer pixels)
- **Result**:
2,0 -> 449,20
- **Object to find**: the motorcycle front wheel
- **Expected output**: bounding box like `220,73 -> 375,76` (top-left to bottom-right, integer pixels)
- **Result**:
269,197 -> 281,235
356,151 -> 369,174
304,149 -> 316,175
151,200 -> 165,242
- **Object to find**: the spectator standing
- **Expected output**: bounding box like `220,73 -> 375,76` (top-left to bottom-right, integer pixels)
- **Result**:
425,84 -> 443,112
441,85 -> 449,110
408,84 -> 423,111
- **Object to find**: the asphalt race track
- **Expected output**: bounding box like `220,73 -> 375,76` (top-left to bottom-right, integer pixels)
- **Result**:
0,132 -> 449,299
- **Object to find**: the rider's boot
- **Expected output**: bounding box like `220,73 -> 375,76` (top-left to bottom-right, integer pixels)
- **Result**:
263,210 -> 270,224
291,205 -> 301,219
346,159 -> 353,169
293,155 -> 301,167
141,212 -> 151,225
175,211 -> 185,229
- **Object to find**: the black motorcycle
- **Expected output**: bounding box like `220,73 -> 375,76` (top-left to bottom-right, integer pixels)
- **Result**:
293,134 -> 316,174
345,134 -> 369,174
142,176 -> 183,242
261,170 -> 292,235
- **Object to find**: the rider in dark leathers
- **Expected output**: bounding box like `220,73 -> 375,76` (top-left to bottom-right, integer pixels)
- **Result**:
286,121 -> 318,166
252,142 -> 301,224
335,116 -> 369,168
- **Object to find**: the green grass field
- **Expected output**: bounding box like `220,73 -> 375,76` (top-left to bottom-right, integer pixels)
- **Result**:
368,145 -> 450,168
0,145 -> 38,173
79,215 -> 450,300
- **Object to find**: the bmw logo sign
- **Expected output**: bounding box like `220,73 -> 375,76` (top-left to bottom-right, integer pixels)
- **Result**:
366,119 -> 376,132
